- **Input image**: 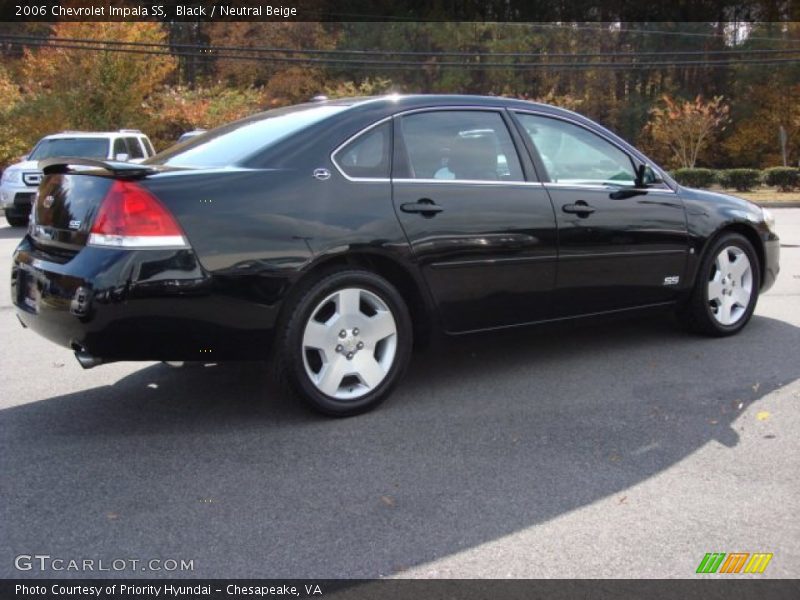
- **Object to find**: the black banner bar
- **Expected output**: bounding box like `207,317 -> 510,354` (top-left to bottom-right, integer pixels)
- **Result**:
0,0 -> 798,22
3,579 -> 800,600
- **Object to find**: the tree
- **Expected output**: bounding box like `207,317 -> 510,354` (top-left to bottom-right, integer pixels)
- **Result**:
0,65 -> 27,166
206,23 -> 335,104
645,95 -> 729,169
18,22 -> 175,139
147,85 -> 267,147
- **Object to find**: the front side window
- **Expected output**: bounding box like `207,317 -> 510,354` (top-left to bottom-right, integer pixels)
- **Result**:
516,114 -> 635,186
333,121 -> 391,179
399,111 -> 524,182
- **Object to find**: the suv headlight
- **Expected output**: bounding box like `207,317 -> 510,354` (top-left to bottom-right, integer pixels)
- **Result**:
1,169 -> 22,184
762,207 -> 776,234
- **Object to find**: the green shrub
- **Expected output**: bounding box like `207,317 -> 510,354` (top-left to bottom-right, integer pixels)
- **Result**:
718,169 -> 762,192
672,168 -> 717,188
763,167 -> 800,192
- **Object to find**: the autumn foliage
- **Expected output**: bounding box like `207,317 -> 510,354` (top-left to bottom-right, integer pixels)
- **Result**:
0,21 -> 798,173
645,95 -> 729,169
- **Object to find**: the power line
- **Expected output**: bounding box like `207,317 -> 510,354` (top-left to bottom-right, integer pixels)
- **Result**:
523,22 -> 800,45
2,37 -> 799,71
2,33 -> 800,59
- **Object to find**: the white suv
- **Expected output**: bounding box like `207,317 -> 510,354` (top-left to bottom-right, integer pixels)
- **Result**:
1,130 -> 156,226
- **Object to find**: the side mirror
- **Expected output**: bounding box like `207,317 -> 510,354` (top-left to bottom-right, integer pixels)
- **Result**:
114,153 -> 129,162
635,164 -> 663,187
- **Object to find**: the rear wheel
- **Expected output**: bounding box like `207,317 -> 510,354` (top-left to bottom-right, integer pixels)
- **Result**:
5,214 -> 28,227
274,269 -> 412,416
681,232 -> 760,336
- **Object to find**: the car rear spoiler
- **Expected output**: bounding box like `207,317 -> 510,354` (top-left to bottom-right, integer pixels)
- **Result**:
39,157 -> 158,179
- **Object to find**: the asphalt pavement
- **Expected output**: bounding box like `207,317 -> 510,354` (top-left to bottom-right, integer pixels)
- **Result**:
1,211 -> 798,579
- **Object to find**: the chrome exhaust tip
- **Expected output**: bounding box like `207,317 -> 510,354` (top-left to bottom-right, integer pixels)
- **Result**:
75,351 -> 104,369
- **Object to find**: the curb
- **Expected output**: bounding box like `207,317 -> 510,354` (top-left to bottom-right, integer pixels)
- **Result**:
756,202 -> 800,208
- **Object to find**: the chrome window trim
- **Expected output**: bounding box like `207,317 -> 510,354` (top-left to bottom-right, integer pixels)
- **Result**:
511,109 -> 677,193
393,178 -> 544,187
544,181 -> 676,194
330,116 -> 393,182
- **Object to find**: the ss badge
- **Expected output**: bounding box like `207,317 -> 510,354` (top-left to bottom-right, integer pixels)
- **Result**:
663,275 -> 680,286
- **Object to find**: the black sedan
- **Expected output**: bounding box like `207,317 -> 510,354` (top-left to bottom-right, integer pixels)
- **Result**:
11,95 -> 780,415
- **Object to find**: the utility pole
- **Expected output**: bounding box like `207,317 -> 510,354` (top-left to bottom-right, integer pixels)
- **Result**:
779,125 -> 788,167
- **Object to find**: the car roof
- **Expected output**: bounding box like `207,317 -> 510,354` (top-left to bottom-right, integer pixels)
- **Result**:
43,131 -> 149,139
333,93 -> 571,114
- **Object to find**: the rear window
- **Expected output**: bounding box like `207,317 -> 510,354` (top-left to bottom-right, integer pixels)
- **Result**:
150,105 -> 349,168
29,138 -> 110,160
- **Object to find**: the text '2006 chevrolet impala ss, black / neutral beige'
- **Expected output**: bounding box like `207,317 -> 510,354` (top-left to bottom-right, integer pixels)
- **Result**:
11,95 -> 780,415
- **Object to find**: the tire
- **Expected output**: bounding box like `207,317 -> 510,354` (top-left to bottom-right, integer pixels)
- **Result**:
273,269 -> 413,416
681,232 -> 760,337
5,214 -> 28,227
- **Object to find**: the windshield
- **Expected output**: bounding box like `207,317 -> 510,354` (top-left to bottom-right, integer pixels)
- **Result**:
150,104 -> 349,168
29,138 -> 109,160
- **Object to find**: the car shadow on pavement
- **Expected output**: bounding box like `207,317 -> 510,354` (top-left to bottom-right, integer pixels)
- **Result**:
2,313 -> 798,578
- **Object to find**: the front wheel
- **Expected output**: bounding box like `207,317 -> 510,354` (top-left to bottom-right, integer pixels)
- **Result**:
680,232 -> 760,336
274,269 -> 412,416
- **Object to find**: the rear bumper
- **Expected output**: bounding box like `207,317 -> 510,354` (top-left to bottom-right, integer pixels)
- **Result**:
11,236 -> 278,361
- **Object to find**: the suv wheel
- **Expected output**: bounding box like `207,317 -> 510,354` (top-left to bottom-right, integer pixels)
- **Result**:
5,214 -> 28,227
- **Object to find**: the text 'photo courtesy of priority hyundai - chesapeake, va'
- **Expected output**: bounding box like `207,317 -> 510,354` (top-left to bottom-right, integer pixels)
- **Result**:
1,4 -> 799,596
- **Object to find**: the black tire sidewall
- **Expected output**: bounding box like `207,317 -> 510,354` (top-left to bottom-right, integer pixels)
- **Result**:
6,215 -> 28,227
696,233 -> 761,335
282,270 -> 412,416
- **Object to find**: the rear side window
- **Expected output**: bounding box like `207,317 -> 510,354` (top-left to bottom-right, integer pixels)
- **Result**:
143,138 -> 155,156
398,111 -> 524,182
333,122 -> 391,179
124,137 -> 144,159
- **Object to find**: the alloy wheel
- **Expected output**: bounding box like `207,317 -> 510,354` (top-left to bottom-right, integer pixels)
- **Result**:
707,245 -> 753,326
301,287 -> 398,400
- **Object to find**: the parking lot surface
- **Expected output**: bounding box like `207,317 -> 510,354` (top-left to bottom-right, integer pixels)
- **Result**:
1,210 -> 799,578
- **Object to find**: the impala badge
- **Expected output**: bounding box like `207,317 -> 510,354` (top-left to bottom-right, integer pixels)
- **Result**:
313,168 -> 331,181
43,195 -> 55,208
663,276 -> 680,286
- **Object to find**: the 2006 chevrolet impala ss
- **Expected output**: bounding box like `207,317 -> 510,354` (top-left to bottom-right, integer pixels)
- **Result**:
11,95 -> 780,415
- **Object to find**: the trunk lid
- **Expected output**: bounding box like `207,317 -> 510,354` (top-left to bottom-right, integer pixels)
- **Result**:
32,173 -> 113,252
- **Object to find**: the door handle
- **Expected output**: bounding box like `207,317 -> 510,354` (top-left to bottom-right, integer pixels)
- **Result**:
400,199 -> 444,216
562,201 -> 595,216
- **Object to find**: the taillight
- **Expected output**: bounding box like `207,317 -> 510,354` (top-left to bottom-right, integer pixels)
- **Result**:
89,180 -> 188,248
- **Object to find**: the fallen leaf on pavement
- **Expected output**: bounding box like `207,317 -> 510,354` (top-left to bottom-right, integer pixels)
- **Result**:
380,495 -> 395,507
756,411 -> 770,421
